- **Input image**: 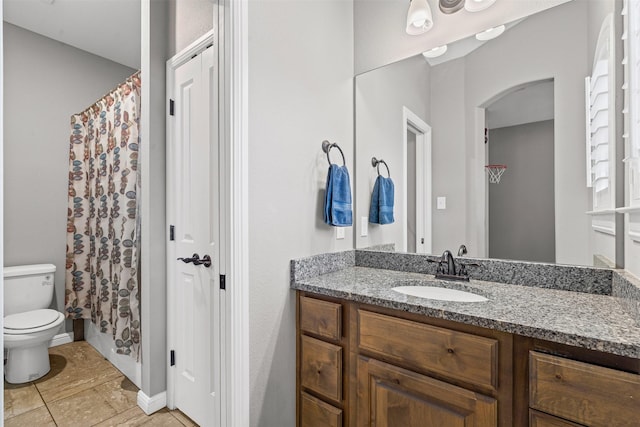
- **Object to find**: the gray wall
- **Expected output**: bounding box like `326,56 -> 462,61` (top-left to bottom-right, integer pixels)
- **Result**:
3,23 -> 135,331
430,57 -> 467,255
355,54 -> 431,251
488,120 -> 555,262
168,0 -> 213,57
248,1 -> 353,426
140,0 -> 170,397
462,0 -> 589,265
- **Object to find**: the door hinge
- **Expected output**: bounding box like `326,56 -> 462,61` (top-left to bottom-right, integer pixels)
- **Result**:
169,99 -> 175,116
170,350 -> 175,366
169,225 -> 175,241
220,274 -> 226,290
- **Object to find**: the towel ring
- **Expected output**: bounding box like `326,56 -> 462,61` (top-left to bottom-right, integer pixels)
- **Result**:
322,140 -> 346,166
371,157 -> 391,178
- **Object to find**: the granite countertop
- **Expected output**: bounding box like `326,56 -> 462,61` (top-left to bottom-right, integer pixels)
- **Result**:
292,265 -> 640,358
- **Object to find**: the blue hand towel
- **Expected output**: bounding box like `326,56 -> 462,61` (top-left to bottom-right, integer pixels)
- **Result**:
369,175 -> 394,225
324,164 -> 353,226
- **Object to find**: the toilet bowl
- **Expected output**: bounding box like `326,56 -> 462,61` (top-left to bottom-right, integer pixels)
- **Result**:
3,264 -> 65,384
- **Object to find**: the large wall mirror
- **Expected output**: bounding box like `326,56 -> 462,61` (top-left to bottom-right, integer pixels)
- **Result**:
354,0 -> 622,267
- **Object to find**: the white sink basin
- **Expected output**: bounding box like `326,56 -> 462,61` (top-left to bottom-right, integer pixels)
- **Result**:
392,286 -> 488,302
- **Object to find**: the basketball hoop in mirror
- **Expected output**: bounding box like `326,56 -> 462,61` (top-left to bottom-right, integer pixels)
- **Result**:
485,164 -> 507,184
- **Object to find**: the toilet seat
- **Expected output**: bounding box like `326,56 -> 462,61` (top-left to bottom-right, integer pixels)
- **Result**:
4,309 -> 65,335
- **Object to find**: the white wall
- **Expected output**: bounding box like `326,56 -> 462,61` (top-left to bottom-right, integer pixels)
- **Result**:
247,1 -> 353,425
3,23 -> 135,332
355,55 -> 430,251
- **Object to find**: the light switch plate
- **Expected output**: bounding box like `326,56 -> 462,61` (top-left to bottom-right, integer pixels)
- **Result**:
336,227 -> 345,240
437,197 -> 446,210
361,216 -> 368,237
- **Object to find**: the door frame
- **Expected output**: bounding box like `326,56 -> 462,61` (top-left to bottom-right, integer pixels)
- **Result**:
402,107 -> 432,254
223,1 -> 251,425
165,4 -> 250,421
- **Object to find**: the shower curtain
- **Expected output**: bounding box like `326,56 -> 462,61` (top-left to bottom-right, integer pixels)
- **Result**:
65,71 -> 141,360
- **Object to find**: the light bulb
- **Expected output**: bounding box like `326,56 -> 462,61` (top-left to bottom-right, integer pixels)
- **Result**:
422,45 -> 448,58
406,0 -> 433,35
475,25 -> 505,41
412,18 -> 427,27
465,0 -> 497,12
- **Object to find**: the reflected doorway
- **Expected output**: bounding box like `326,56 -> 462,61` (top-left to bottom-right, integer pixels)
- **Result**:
402,107 -> 432,254
485,80 -> 556,263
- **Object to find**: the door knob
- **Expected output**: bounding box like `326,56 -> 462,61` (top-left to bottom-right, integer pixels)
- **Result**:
177,253 -> 212,268
198,255 -> 212,268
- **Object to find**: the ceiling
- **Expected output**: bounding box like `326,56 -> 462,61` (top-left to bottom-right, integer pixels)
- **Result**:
3,0 -> 141,69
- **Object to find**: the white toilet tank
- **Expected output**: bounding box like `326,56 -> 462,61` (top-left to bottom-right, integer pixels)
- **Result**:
4,264 -> 56,317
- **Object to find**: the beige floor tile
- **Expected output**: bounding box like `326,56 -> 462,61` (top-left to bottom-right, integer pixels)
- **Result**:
4,406 -> 56,427
170,410 -> 199,426
137,409 -> 185,426
36,342 -> 121,398
37,368 -> 123,404
3,382 -> 45,419
92,406 -> 150,426
94,376 -> 139,413
47,388 -> 119,427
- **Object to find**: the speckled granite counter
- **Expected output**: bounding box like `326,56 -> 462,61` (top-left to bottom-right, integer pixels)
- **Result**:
291,251 -> 640,359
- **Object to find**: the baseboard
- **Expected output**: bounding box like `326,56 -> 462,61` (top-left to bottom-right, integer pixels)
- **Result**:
49,332 -> 74,348
137,390 -> 167,415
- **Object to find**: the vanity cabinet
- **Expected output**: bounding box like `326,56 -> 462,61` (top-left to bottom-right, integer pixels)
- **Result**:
297,295 -> 350,427
296,291 -> 640,427
529,351 -> 640,427
297,292 -> 512,426
354,308 -> 509,427
356,356 -> 497,426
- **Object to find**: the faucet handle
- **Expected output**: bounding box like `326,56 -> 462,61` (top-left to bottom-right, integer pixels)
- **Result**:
457,244 -> 468,257
460,261 -> 481,268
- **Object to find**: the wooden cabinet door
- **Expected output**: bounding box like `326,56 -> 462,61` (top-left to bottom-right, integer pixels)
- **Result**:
357,356 -> 497,427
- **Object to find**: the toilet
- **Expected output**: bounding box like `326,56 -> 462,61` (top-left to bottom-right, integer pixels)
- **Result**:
4,264 -> 65,384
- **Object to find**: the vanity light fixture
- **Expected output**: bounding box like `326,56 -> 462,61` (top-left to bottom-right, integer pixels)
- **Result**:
406,0 -> 434,35
422,45 -> 448,58
475,24 -> 505,41
464,0 -> 497,13
439,0 -> 465,14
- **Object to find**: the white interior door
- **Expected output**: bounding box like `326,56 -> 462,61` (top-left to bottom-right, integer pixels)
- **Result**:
170,45 -> 221,427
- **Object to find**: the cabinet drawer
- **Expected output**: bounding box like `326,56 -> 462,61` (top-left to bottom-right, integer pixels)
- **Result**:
530,351 -> 640,426
301,335 -> 343,402
300,392 -> 342,427
358,310 -> 498,389
529,410 -> 584,427
300,296 -> 342,341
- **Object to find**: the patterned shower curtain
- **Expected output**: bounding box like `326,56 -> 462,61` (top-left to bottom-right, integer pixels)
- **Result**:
65,72 -> 142,360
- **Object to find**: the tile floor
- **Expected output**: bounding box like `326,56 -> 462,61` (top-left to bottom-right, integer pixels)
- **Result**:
4,341 -> 197,426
